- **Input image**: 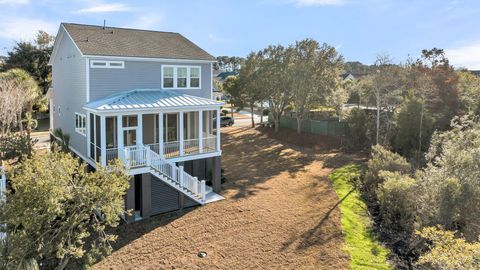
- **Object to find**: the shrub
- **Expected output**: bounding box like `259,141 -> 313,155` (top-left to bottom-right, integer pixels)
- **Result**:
345,108 -> 373,150
221,109 -> 229,116
417,115 -> 480,240
363,145 -> 411,201
262,108 -> 270,116
417,226 -> 480,269
377,171 -> 417,237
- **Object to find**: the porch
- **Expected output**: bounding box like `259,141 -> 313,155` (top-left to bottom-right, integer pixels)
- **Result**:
84,89 -> 223,169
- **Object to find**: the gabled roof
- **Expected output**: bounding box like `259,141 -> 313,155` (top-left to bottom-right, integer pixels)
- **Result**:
84,89 -> 223,112
61,23 -> 215,61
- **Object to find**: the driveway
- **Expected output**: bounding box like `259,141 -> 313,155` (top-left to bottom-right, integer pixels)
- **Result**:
94,126 -> 351,269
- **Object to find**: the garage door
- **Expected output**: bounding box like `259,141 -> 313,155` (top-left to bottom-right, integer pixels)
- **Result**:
151,175 -> 180,215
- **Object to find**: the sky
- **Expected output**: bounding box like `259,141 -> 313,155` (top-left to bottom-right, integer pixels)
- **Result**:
0,0 -> 479,69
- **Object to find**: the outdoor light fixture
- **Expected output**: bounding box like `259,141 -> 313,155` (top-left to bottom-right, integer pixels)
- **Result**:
197,251 -> 208,258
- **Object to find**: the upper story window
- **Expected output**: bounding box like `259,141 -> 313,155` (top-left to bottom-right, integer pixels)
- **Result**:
75,113 -> 86,136
162,65 -> 201,89
90,60 -> 125,69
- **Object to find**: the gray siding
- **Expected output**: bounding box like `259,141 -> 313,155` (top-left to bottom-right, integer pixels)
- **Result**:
89,61 -> 212,101
51,29 -> 87,158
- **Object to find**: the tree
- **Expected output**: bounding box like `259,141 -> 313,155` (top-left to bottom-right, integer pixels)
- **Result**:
458,71 -> 480,114
417,226 -> 480,269
361,55 -> 406,145
417,115 -> 480,241
3,30 -> 55,94
222,75 -> 239,118
345,108 -> 373,149
0,152 -> 130,269
260,45 -> 293,132
290,39 -> 343,133
393,93 -> 434,162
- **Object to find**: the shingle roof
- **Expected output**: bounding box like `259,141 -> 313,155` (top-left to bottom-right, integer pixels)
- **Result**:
62,23 -> 215,61
84,89 -> 224,112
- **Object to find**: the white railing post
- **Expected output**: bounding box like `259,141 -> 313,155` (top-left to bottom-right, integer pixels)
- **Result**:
201,180 -> 206,201
100,115 -> 107,167
179,112 -> 184,156
158,112 -> 164,158
145,146 -> 151,166
123,148 -> 129,168
117,114 -> 124,163
198,110 -> 203,153
216,108 -> 221,152
193,177 -> 198,194
179,165 -> 184,188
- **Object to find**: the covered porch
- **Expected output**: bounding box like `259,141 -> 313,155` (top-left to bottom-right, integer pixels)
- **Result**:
84,89 -> 223,168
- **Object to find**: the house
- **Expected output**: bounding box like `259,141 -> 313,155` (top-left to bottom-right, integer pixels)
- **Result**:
48,23 -> 224,222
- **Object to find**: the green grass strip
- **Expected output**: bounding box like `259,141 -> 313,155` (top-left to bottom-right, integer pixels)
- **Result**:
329,164 -> 391,270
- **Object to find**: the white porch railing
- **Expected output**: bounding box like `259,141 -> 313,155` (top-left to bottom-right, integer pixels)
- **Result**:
121,145 -> 206,203
106,148 -> 118,163
147,135 -> 217,159
164,141 -> 180,158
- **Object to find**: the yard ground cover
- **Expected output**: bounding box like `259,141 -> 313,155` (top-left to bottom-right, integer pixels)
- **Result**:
329,164 -> 391,270
94,126 -> 360,269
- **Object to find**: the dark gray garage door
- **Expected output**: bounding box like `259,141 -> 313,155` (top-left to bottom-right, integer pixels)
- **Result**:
151,176 -> 180,215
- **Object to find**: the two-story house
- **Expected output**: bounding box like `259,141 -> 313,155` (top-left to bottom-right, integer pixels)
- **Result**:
48,23 -> 224,222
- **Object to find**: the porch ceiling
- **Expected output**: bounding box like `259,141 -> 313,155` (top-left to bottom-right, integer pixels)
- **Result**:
83,89 -> 224,112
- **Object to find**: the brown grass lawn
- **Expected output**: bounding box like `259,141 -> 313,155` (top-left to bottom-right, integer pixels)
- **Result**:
94,126 -> 361,270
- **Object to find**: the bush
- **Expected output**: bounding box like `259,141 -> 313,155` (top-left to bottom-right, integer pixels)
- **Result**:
262,108 -> 270,116
417,226 -> 480,269
417,115 -> 480,240
221,109 -> 229,116
345,108 -> 373,149
364,145 -> 411,201
377,171 -> 417,237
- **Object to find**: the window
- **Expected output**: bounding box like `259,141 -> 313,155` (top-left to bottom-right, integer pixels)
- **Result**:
162,65 -> 201,89
177,67 -> 187,88
122,115 -> 138,128
190,67 -> 200,88
75,113 -> 86,135
163,67 -> 174,88
90,60 -> 125,69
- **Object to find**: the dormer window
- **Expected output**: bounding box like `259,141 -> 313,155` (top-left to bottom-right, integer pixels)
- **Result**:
162,65 -> 201,89
90,60 -> 125,69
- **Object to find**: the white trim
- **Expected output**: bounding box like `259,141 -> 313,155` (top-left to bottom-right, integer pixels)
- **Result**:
49,24 -> 84,66
90,60 -> 125,69
85,55 -> 215,63
75,113 -> 87,136
83,104 -> 223,115
166,151 -> 221,163
161,65 -> 201,90
210,63 -> 213,100
100,116 -> 107,166
86,58 -> 90,102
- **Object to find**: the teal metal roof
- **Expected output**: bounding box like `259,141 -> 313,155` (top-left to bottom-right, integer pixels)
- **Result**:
84,89 -> 224,112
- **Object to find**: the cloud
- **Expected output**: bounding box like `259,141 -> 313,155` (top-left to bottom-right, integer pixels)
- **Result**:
0,17 -> 57,41
0,0 -> 29,5
447,41 -> 480,70
292,0 -> 347,6
127,13 -> 163,30
77,3 -> 131,14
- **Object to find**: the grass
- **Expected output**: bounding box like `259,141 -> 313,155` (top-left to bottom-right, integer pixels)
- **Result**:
329,164 -> 391,270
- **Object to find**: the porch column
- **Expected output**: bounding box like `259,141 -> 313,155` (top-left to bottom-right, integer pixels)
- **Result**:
100,115 -> 106,167
137,113 -> 143,146
179,112 -> 184,155
198,110 -> 203,153
117,115 -> 124,160
86,113 -> 91,158
158,112 -> 164,157
216,108 -> 221,151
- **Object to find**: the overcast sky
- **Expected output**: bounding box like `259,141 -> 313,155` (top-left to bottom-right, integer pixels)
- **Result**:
0,0 -> 479,69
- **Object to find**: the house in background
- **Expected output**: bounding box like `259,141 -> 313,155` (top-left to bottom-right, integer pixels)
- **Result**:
48,23 -> 224,222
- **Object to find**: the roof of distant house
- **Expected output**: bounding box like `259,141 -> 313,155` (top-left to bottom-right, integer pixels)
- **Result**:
470,70 -> 480,77
217,71 -> 238,80
61,23 -> 215,61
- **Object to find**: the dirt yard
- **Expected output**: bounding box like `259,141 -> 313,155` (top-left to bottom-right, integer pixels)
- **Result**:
94,126 -> 358,270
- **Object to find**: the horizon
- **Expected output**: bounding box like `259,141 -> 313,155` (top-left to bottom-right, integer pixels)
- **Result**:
0,0 -> 479,69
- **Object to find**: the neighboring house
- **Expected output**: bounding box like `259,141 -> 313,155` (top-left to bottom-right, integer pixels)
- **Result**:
217,71 -> 238,82
470,70 -> 480,77
48,23 -> 224,222
341,73 -> 356,82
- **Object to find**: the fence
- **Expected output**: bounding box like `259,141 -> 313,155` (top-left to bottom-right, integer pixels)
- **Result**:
278,116 -> 347,137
